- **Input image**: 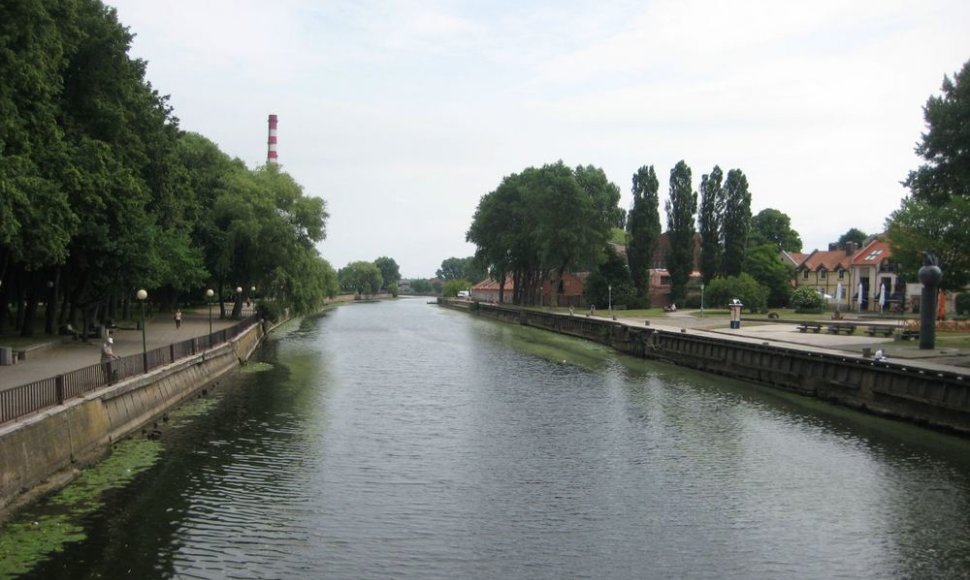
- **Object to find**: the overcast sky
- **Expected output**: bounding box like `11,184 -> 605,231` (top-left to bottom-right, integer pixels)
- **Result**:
110,0 -> 969,278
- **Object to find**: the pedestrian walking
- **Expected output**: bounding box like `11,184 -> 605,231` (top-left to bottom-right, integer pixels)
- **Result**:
100,337 -> 116,363
174,309 -> 182,329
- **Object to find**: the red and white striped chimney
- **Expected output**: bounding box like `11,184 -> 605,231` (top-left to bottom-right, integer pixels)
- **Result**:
267,114 -> 278,165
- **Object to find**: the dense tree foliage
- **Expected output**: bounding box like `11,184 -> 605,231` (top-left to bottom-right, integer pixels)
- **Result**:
436,256 -> 485,283
720,169 -> 751,277
626,166 -> 661,301
442,279 -> 472,298
409,279 -> 433,294
338,261 -> 383,296
373,256 -> 400,291
889,59 -> 970,291
583,246 -> 636,310
664,161 -> 697,305
0,1 -> 333,335
704,273 -> 767,313
467,161 -> 621,306
836,228 -> 868,248
743,243 -> 794,307
697,166 -> 724,283
750,208 -> 802,252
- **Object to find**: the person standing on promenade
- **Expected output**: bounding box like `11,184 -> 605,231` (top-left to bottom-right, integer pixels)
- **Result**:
174,309 -> 182,329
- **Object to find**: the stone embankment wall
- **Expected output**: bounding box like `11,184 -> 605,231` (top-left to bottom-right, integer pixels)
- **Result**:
444,300 -> 970,436
0,322 -> 265,517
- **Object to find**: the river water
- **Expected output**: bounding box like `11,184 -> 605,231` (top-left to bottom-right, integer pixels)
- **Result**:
6,298 -> 970,579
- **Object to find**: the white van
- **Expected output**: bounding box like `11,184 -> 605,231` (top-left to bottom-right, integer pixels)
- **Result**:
457,290 -> 470,298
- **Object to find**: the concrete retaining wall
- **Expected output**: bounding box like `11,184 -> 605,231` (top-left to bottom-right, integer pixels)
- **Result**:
0,322 -> 265,517
446,300 -> 970,436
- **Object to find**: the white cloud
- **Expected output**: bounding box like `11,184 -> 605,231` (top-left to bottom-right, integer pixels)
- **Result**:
109,0 -> 970,275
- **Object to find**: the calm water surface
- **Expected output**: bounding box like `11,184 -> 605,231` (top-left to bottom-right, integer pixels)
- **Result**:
11,298 -> 970,579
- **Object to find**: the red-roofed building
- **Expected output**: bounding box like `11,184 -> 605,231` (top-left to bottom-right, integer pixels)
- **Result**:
794,237 -> 904,311
470,277 -> 515,303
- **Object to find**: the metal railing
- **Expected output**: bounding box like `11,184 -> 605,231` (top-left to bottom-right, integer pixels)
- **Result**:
1,314 -> 261,426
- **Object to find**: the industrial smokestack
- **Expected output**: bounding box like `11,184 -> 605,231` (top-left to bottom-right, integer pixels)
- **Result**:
267,114 -> 278,165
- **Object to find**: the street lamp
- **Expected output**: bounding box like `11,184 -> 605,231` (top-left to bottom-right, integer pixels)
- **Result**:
251,286 -> 256,312
700,282 -> 705,317
608,284 -> 613,316
205,288 -> 214,334
136,289 -> 148,372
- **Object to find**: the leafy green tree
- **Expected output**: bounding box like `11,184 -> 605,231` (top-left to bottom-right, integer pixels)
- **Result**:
705,273 -> 768,313
410,279 -> 432,294
467,161 -> 620,306
750,208 -> 802,252
790,285 -> 826,312
664,161 -> 697,305
698,166 -> 724,283
743,243 -> 795,307
903,60 -> 970,206
626,165 -> 661,300
889,59 -> 970,289
583,246 -> 636,309
437,257 -> 466,280
339,261 -> 383,296
837,228 -> 868,248
442,279 -> 472,297
373,256 -> 400,291
886,196 -> 970,291
387,282 -> 399,298
721,169 -> 751,277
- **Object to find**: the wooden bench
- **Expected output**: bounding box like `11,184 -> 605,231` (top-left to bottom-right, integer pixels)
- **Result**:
798,323 -> 822,333
866,326 -> 895,338
827,323 -> 857,335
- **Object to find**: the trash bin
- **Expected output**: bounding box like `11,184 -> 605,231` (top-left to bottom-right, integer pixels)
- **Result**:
0,346 -> 13,366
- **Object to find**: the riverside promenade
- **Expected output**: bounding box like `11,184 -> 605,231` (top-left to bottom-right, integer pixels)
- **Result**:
0,307 -> 252,392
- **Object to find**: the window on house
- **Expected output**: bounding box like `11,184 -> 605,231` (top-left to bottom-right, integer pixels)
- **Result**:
838,269 -> 845,280
820,269 -> 827,280
802,270 -> 809,280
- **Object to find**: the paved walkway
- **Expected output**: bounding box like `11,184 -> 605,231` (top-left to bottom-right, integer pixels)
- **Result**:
0,308 -> 251,391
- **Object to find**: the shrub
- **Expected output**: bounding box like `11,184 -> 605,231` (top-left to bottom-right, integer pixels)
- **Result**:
790,286 -> 826,312
704,274 -> 768,313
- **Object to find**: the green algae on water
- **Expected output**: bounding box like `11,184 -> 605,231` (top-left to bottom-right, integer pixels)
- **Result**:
241,361 -> 273,373
0,438 -> 161,578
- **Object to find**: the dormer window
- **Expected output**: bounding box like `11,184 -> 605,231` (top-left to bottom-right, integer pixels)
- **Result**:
838,269 -> 845,280
802,269 -> 809,280
820,268 -> 827,280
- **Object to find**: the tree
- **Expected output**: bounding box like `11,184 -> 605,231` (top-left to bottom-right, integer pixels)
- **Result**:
583,246 -> 636,309
889,59 -> 970,289
750,208 -> 802,252
664,161 -> 697,305
338,261 -> 383,296
410,279 -> 432,294
626,165 -> 661,301
721,169 -> 752,277
467,161 -> 621,306
836,228 -> 868,248
373,256 -> 400,291
903,60 -> 970,206
697,166 -> 724,283
704,273 -> 767,313
443,279 -> 471,297
886,196 -> 970,291
437,256 -> 486,283
743,243 -> 795,307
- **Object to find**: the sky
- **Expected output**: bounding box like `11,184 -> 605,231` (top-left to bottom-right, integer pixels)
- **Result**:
109,0 -> 970,278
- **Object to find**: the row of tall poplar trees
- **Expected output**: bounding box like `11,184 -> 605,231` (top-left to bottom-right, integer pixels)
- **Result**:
627,161 -> 752,305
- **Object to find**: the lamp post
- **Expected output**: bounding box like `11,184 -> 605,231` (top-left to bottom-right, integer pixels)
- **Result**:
608,284 -> 613,317
206,288 -> 214,334
136,289 -> 148,372
251,285 -> 256,313
700,282 -> 705,317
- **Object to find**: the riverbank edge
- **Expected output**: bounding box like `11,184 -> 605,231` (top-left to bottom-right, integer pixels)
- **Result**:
0,320 -> 268,521
439,299 -> 970,437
